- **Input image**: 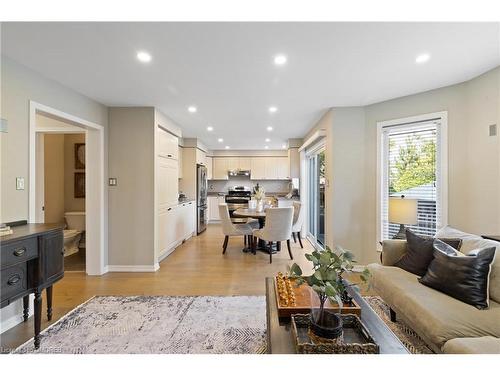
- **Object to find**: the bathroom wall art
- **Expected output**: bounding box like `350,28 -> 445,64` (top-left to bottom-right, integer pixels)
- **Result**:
75,143 -> 85,169
74,172 -> 85,198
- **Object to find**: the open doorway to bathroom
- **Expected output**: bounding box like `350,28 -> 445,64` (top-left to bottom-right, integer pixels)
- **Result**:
35,114 -> 86,271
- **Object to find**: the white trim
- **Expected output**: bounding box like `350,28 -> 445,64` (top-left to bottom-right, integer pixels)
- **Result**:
29,101 -> 107,276
107,265 -> 159,273
376,111 -> 448,248
298,129 -> 327,152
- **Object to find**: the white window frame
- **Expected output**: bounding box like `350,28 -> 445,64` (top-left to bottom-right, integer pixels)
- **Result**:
376,111 -> 448,249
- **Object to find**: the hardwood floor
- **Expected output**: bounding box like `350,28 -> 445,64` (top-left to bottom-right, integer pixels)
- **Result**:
0,224 -> 368,350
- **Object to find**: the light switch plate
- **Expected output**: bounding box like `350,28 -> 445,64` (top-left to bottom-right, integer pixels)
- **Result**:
109,178 -> 117,186
489,124 -> 497,137
16,177 -> 25,190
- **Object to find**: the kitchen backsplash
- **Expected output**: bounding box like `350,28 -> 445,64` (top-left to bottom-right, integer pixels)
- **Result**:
207,177 -> 290,194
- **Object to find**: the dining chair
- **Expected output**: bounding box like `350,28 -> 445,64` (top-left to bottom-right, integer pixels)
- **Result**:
219,204 -> 255,254
252,207 -> 294,263
291,201 -> 304,248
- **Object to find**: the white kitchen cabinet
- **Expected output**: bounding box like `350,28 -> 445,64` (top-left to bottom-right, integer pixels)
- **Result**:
213,158 -> 229,180
206,156 -> 213,179
208,195 -> 225,221
250,157 -> 266,180
276,157 -> 290,179
265,158 -> 278,180
157,201 -> 195,262
158,127 -> 179,160
196,148 -> 207,166
157,157 -> 179,208
226,157 -> 239,172
288,148 -> 300,179
178,146 -> 183,179
239,157 -> 252,171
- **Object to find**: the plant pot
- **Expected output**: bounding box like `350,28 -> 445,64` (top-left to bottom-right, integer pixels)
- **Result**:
309,310 -> 343,340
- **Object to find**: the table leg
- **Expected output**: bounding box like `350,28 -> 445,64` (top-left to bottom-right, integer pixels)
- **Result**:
34,291 -> 42,349
23,295 -> 30,322
46,286 -> 53,321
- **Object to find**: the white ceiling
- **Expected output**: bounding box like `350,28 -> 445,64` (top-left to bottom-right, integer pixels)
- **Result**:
2,22 -> 499,150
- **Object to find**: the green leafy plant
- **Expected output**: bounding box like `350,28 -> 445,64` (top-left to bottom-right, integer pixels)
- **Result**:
288,246 -> 370,326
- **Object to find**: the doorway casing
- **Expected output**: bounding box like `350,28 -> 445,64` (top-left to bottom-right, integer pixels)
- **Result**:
29,101 -> 107,275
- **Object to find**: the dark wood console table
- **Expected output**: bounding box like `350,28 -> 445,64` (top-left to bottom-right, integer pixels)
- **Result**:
482,235 -> 500,242
1,223 -> 64,349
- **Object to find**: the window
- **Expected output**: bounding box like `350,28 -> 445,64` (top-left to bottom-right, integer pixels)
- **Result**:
377,113 -> 448,242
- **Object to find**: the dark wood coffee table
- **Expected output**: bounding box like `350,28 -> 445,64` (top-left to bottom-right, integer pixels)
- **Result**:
265,277 -> 409,354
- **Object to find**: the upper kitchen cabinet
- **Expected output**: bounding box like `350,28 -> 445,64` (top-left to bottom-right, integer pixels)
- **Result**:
226,157 -> 239,172
206,156 -> 213,179
158,127 -> 179,160
250,157 -> 266,180
276,157 -> 290,179
264,157 -> 278,179
212,158 -> 229,180
196,148 -> 207,166
239,157 -> 252,171
288,148 -> 300,179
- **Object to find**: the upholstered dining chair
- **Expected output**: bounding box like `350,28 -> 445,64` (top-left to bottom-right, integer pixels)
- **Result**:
219,203 -> 255,254
252,207 -> 294,264
291,201 -> 304,248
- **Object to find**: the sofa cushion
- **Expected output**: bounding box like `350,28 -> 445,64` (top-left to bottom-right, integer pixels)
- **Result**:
394,230 -> 435,276
419,245 -> 496,309
436,226 -> 500,304
442,336 -> 500,354
368,263 -> 500,351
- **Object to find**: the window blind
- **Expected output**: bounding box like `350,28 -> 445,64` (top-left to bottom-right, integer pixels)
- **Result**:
381,121 -> 441,239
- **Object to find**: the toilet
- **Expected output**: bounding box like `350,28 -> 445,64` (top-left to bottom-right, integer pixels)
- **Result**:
63,211 -> 85,257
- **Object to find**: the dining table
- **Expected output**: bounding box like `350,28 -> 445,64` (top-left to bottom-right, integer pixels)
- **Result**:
233,207 -> 279,254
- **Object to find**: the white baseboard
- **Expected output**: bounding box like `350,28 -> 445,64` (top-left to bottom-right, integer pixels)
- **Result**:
157,232 -> 195,263
106,265 -> 159,272
1,314 -> 25,334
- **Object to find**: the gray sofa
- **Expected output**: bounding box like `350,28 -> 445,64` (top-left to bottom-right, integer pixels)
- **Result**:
367,226 -> 500,354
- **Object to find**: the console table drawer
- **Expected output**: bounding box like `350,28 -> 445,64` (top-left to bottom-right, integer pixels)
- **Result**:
1,237 -> 38,268
0,263 -> 28,302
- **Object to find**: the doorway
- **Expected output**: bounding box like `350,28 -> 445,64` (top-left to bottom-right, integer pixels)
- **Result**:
307,147 -> 326,249
29,101 -> 107,275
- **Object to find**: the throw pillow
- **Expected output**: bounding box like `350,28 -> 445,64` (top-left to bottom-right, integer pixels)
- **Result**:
394,230 -> 434,276
419,243 -> 496,309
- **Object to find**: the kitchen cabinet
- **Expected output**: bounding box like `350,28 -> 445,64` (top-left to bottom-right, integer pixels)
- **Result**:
208,195 -> 225,221
158,127 -> 179,160
196,148 -> 207,166
227,157 -> 239,172
213,158 -> 229,180
239,157 -> 252,171
157,157 -> 179,208
265,158 -> 279,179
206,156 -> 213,179
276,157 -> 290,179
250,157 -> 267,180
178,146 -> 183,179
158,201 -> 195,262
288,148 -> 300,179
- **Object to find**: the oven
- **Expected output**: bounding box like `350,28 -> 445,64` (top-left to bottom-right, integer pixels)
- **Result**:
225,186 -> 252,223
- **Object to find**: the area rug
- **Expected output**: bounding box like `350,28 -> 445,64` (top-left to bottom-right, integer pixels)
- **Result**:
364,296 -> 433,354
13,296 -> 267,354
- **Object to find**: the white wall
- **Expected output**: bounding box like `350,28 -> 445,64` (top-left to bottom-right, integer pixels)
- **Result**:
0,56 -> 108,333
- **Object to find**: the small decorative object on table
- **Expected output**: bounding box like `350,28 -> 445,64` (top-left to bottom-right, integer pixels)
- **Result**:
288,245 -> 371,345
253,183 -> 266,212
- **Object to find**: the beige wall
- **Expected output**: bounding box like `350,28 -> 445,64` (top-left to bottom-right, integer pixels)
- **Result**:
108,107 -> 155,267
64,133 -> 86,212
43,134 -> 65,224
305,66 -> 500,265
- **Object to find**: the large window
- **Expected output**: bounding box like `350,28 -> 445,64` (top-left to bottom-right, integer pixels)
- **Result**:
378,113 -> 447,241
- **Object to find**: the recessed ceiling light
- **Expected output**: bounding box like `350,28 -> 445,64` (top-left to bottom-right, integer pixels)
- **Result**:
207,126 -> 214,131
188,106 -> 197,113
282,144 -> 287,149
274,54 -> 287,66
265,138 -> 271,142
415,53 -> 430,64
266,126 -> 273,132
136,51 -> 152,63
225,145 -> 230,149
264,145 -> 269,149
218,138 -> 224,143
269,106 -> 278,113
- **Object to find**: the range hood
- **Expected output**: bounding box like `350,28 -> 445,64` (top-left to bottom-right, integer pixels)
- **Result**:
228,170 -> 251,177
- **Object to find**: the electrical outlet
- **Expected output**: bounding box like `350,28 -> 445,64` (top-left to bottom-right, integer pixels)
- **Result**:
109,178 -> 117,186
489,124 -> 497,137
16,177 -> 25,190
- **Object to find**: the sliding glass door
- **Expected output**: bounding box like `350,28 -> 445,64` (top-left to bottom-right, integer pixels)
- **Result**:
307,148 -> 326,248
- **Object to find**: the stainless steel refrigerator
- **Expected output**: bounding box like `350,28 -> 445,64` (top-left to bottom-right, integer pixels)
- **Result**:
196,164 -> 208,234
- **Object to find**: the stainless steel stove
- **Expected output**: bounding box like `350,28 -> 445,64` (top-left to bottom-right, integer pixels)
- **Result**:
225,186 -> 252,223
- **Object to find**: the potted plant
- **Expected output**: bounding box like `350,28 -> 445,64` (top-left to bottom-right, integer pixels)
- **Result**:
253,183 -> 266,212
288,246 -> 370,340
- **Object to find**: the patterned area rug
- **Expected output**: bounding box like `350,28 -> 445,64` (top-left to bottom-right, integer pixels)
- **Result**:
13,296 -> 267,354
364,296 -> 433,354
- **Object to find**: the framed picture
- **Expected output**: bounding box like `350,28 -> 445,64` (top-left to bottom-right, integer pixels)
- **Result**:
74,172 -> 85,198
75,143 -> 85,169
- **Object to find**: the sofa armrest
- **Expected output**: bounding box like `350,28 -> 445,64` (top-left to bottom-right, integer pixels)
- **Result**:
381,240 -> 407,266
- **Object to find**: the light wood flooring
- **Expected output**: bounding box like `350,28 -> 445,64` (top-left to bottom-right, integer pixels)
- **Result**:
0,224 -> 366,350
